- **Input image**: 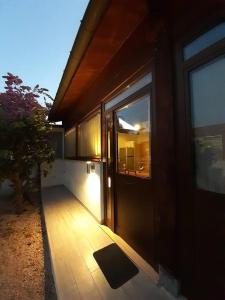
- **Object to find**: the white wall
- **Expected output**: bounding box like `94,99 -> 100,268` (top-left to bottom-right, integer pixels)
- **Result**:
42,160 -> 65,187
41,159 -> 104,223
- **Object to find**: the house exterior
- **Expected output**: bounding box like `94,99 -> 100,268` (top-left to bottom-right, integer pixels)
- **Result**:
48,1 -> 225,299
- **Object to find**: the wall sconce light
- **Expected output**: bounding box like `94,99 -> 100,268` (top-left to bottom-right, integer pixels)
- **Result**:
90,163 -> 95,173
86,161 -> 91,174
86,161 -> 96,174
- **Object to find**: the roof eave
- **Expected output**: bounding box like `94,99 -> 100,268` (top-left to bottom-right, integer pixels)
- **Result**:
49,0 -> 109,121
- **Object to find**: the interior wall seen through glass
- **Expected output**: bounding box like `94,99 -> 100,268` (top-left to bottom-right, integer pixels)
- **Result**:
115,94 -> 151,178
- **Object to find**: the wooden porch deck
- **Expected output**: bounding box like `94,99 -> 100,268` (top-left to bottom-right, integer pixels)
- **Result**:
42,185 -> 176,300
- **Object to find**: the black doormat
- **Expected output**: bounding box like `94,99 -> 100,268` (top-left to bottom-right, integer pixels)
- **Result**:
93,243 -> 139,289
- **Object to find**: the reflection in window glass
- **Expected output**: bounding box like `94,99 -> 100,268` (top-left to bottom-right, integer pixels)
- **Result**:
64,127 -> 76,158
78,113 -> 101,158
115,95 -> 151,178
48,130 -> 63,159
183,22 -> 225,60
190,55 -> 225,193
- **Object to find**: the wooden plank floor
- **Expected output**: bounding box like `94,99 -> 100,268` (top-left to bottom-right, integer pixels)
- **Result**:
42,185 -> 176,300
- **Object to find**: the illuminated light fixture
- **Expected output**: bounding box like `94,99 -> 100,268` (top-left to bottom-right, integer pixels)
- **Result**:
118,118 -> 139,131
86,161 -> 95,174
108,177 -> 111,188
90,163 -> 95,173
134,124 -> 141,131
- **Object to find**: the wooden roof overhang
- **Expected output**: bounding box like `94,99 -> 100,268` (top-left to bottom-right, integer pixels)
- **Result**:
49,0 -> 225,124
49,0 -> 151,122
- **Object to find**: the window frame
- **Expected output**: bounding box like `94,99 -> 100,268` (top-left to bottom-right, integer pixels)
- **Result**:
113,84 -> 152,180
182,22 -> 225,61
180,21 -> 225,194
76,106 -> 102,161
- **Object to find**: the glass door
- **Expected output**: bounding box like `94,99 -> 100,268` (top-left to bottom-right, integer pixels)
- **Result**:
113,92 -> 156,267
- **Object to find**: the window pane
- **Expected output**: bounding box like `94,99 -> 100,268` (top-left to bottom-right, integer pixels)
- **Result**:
105,73 -> 152,111
184,22 -> 225,60
190,55 -> 225,193
78,113 -> 101,157
64,127 -> 76,158
115,95 -> 151,178
48,129 -> 63,159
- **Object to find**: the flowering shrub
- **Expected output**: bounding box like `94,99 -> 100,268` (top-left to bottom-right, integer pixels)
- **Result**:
0,73 -> 55,211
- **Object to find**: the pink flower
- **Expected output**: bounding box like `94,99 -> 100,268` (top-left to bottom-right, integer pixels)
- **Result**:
0,73 -> 51,121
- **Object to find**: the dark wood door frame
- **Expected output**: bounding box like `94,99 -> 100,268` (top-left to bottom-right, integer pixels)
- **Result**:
103,29 -> 177,274
103,111 -> 115,231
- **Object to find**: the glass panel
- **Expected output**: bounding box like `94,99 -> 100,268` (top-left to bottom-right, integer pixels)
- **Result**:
183,22 -> 225,60
107,131 -> 111,161
64,127 -> 76,158
105,73 -> 152,111
48,130 -> 63,159
190,55 -> 225,193
115,95 -> 151,178
78,112 -> 101,157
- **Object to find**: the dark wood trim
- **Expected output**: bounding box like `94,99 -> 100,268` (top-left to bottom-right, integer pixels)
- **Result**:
75,106 -> 102,160
103,111 -> 115,231
177,14 -> 225,58
102,63 -> 152,107
174,12 -> 225,299
113,87 -> 152,179
102,66 -> 153,232
62,157 -> 102,164
183,39 -> 225,71
105,84 -> 151,113
74,156 -> 101,162
64,105 -> 102,160
75,124 -> 78,159
181,25 -> 225,193
77,105 -> 101,124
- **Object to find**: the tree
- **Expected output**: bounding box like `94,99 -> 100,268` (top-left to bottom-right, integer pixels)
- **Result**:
0,73 -> 55,211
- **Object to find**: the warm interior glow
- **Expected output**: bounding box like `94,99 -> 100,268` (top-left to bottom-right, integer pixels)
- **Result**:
78,113 -> 101,157
116,95 -> 151,178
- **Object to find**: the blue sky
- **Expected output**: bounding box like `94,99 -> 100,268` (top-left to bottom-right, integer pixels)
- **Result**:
0,0 -> 89,104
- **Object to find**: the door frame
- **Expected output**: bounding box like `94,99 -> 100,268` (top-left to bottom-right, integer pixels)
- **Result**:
103,78 -> 152,232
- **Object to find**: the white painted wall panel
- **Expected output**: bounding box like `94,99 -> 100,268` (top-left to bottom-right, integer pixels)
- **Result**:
41,159 -> 104,222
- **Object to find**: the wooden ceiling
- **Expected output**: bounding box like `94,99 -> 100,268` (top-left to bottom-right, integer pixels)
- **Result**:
55,0 -> 149,117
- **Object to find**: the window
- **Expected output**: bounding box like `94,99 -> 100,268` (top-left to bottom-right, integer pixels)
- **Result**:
48,128 -> 64,159
78,112 -> 101,158
183,22 -> 225,60
64,127 -> 76,158
105,73 -> 152,111
189,55 -> 225,194
115,94 -> 151,178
